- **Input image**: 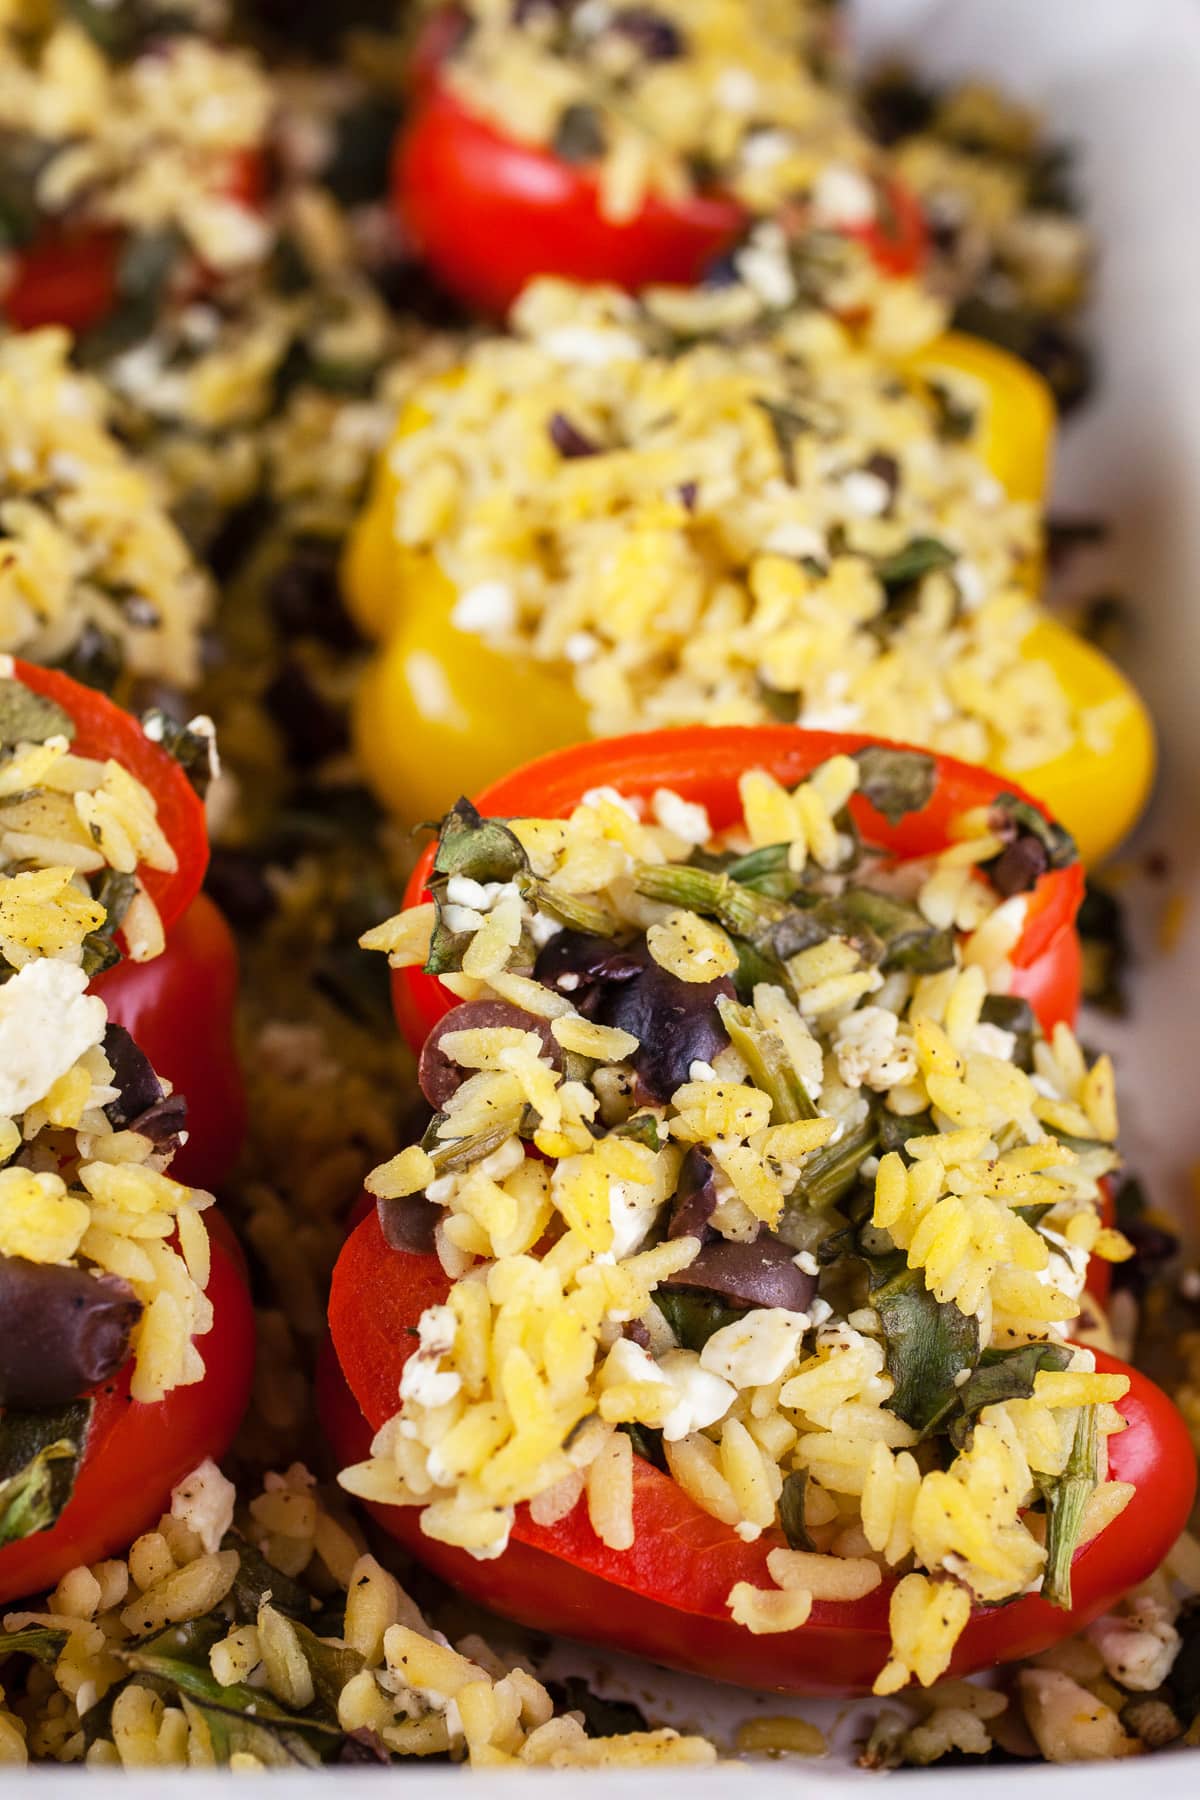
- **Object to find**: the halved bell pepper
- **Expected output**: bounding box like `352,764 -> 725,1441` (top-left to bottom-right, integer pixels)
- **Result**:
12,662 -> 245,1189
343,469 -> 1151,865
0,1212 -> 254,1606
390,725 -> 1086,1052
321,1221 -> 1194,1698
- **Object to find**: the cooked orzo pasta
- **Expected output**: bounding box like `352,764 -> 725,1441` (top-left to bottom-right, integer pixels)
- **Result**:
347,749 -> 1133,1693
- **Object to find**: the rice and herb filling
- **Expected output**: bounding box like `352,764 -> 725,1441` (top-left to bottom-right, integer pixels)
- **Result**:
0,331 -> 213,692
432,0 -> 884,227
349,751 -> 1133,1694
371,279 -> 1122,776
0,663 -> 211,1405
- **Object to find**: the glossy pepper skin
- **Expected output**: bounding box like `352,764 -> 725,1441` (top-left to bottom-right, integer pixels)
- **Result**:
322,1212 -> 1196,1698
0,1213 -> 254,1606
342,346 -> 1152,861
390,726 -> 1086,1052
12,663 -> 246,1188
392,15 -> 928,319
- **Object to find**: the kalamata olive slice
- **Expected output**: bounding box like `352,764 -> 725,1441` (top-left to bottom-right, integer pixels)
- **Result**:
663,1234 -> 816,1313
668,1147 -> 717,1242
377,1194 -> 442,1256
103,1023 -> 164,1129
0,1255 -> 142,1407
418,1000 -> 561,1109
535,929 -> 733,1101
534,931 -> 645,1007
594,953 -> 734,1103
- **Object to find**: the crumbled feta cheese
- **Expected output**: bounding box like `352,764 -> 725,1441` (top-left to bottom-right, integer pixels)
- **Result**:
968,1022 -> 1017,1062
793,1251 -> 819,1277
528,911 -> 564,948
740,127 -> 794,171
542,326 -> 645,367
657,1351 -> 735,1440
797,700 -> 863,731
601,1336 -> 669,1390
564,630 -> 601,664
734,233 -> 796,309
700,1307 -> 809,1388
954,559 -> 986,610
451,581 -> 517,636
400,1304 -> 461,1409
688,1060 -> 718,1083
716,67 -> 759,112
841,469 -> 892,517
477,1137 -> 526,1182
444,876 -> 491,910
440,904 -> 485,935
651,788 -> 711,846
812,166 -> 877,229
833,1006 -> 918,1092
0,960 -> 107,1117
763,521 -> 826,560
170,1459 -> 236,1555
582,784 -> 641,819
608,1178 -> 661,1258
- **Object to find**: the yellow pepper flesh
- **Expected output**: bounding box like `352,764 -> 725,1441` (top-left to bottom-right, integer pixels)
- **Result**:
345,338 -> 1149,861
904,331 -> 1056,507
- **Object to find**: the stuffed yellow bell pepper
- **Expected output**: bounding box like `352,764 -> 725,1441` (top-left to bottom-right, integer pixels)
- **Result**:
345,286 -> 1151,863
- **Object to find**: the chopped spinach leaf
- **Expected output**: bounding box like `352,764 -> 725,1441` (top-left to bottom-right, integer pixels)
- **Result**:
778,1470 -> 815,1551
948,1343 -> 1073,1451
0,1399 -> 91,1549
872,1269 -> 979,1435
654,1288 -> 744,1352
853,745 -> 937,824
873,537 -> 956,591
0,679 -> 75,751
141,710 -> 218,799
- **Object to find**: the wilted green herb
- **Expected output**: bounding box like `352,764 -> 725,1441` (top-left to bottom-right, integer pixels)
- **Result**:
0,1400 -> 91,1548
716,997 -> 817,1122
872,1269 -> 979,1435
80,868 -> 138,979
948,1342 -> 1073,1451
778,1470 -> 815,1551
141,710 -> 218,799
873,537 -> 956,591
655,1288 -> 744,1352
1038,1404 -> 1098,1610
852,745 -> 937,824
0,680 -> 76,751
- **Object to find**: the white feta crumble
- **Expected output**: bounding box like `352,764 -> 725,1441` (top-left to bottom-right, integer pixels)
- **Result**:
477,1137 -> 526,1182
688,1060 -> 718,1083
700,1307 -> 809,1388
841,469 -> 892,518
0,960 -> 107,1117
715,67 -> 758,112
733,227 -> 796,309
170,1458 -> 236,1555
564,630 -> 601,665
968,1022 -> 1017,1062
793,1251 -> 819,1277
400,1304 -> 461,1409
833,1006 -> 918,1092
651,787 -> 711,845
797,699 -> 863,731
763,520 -> 826,561
439,904 -> 485,935
954,559 -> 986,610
542,325 -> 645,367
608,1178 -> 661,1258
657,1350 -> 735,1440
581,784 -> 641,820
812,166 -> 877,228
450,581 -> 517,636
528,910 -> 564,948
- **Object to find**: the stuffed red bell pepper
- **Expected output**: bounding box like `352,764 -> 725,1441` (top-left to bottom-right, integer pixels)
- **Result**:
395,3 -> 925,316
4,661 -> 245,1190
324,728 -> 1192,1696
0,663 -> 254,1603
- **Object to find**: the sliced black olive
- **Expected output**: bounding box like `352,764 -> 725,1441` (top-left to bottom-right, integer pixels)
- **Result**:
0,1255 -> 142,1407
